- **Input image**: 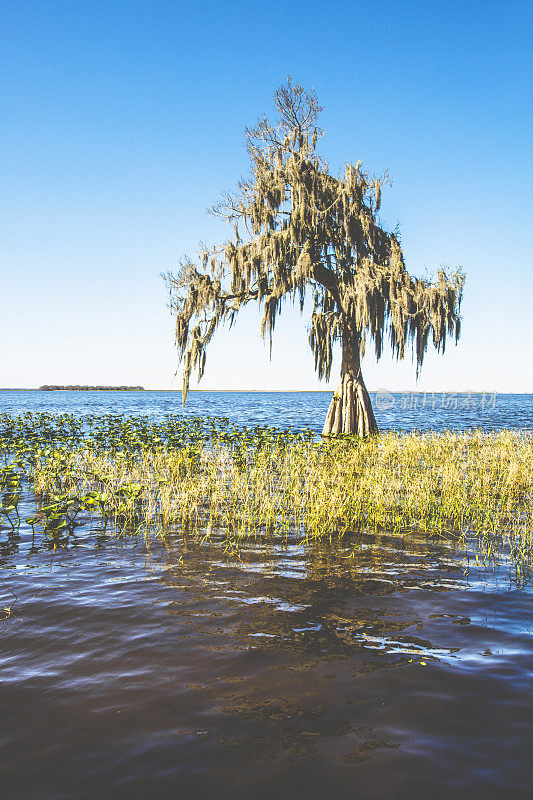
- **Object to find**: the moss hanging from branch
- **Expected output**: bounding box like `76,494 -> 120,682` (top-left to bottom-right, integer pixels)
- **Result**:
165,78 -> 464,432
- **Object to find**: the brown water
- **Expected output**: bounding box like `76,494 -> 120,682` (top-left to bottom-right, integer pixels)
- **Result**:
1,520 -> 532,800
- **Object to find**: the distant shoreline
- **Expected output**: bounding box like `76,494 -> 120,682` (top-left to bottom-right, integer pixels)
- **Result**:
0,388 -> 531,394
38,385 -> 145,391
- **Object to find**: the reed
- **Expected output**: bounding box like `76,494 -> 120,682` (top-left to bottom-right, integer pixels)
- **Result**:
1,413 -> 532,575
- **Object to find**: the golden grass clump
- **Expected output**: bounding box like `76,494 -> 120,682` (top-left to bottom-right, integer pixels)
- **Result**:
30,430 -> 533,565
2,413 -> 531,574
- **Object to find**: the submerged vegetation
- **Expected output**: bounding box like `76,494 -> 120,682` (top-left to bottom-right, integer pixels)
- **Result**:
0,413 -> 532,578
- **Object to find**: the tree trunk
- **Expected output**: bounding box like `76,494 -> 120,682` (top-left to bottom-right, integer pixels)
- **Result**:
322,333 -> 378,437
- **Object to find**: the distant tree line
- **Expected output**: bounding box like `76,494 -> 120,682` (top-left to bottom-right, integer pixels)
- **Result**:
39,385 -> 145,391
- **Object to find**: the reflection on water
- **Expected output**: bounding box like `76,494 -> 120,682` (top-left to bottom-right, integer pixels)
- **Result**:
1,515 -> 532,799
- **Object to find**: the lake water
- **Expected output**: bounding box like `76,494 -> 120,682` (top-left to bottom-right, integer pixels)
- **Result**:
2,389 -> 533,432
1,391 -> 533,799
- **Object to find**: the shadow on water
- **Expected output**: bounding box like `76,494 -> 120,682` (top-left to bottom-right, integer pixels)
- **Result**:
1,516 -> 532,800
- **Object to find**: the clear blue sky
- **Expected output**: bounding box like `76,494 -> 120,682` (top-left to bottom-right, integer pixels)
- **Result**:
2,0 -> 532,392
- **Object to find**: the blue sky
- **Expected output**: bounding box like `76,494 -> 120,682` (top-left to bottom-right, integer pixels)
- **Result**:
1,0 -> 532,392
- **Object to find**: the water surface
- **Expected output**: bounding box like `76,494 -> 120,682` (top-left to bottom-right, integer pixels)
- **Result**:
1,391 -> 532,799
2,389 -> 533,432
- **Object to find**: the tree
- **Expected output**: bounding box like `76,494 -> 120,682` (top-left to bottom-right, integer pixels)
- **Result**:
166,79 -> 464,436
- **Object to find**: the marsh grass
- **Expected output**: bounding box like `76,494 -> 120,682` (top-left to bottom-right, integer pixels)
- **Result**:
1,414 -> 532,576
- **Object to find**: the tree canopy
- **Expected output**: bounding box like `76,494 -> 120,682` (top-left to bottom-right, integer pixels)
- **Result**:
166,79 -> 464,434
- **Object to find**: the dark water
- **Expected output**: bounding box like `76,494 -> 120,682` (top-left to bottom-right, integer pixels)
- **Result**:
1,391 -> 533,799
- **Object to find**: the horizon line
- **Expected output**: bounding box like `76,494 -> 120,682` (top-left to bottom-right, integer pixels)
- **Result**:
1,388 -> 530,395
